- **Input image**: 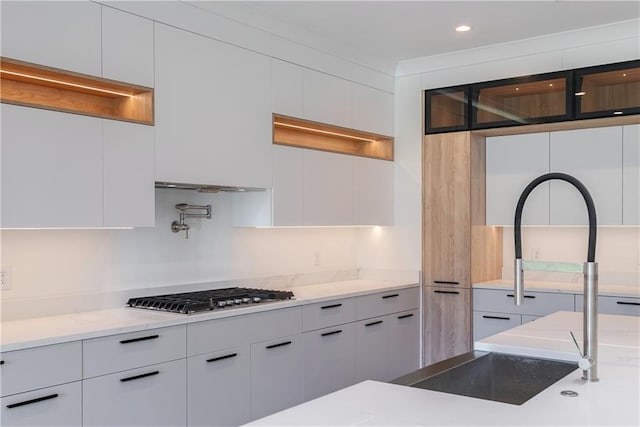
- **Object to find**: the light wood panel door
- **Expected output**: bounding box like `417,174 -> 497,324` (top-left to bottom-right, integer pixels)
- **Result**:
424,287 -> 471,366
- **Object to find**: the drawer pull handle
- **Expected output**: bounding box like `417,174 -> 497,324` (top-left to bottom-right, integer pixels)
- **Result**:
266,341 -> 292,350
365,320 -> 383,327
382,294 -> 399,299
206,353 -> 237,363
321,330 -> 343,337
120,334 -> 159,344
120,370 -> 159,382
321,303 -> 343,310
506,294 -> 536,299
482,315 -> 511,320
398,313 -> 414,319
434,290 -> 459,295
616,301 -> 640,306
7,393 -> 59,409
0,360 -> 4,365
434,281 -> 459,285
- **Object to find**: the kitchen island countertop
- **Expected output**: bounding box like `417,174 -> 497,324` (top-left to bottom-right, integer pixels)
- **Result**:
247,311 -> 640,426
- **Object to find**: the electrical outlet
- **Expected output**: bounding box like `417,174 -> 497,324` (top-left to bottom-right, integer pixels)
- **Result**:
1,265 -> 12,291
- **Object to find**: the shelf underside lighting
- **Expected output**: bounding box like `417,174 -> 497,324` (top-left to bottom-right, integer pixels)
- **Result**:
274,121 -> 377,143
0,69 -> 133,97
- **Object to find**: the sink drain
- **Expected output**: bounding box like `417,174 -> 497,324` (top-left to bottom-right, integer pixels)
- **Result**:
561,390 -> 579,397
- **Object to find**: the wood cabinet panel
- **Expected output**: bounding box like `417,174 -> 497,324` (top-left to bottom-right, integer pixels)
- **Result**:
424,287 -> 471,366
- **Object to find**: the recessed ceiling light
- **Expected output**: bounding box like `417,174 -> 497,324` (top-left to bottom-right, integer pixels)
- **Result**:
613,111 -> 623,115
575,91 -> 586,96
455,25 -> 471,32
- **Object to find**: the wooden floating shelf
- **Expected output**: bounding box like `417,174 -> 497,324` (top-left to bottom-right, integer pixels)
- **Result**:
273,114 -> 394,161
0,57 -> 153,125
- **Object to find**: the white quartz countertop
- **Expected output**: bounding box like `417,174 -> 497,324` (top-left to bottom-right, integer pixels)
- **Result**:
474,279 -> 640,297
247,311 -> 640,426
0,279 -> 418,352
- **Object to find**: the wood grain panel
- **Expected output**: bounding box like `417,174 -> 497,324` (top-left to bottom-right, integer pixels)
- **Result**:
424,287 -> 471,366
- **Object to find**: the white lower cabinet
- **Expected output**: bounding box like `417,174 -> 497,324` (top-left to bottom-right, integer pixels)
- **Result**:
575,295 -> 640,316
187,346 -> 250,427
387,309 -> 420,380
83,359 -> 187,427
473,311 -> 521,341
1,381 -> 82,427
250,335 -> 304,420
303,323 -> 356,401
355,316 -> 389,382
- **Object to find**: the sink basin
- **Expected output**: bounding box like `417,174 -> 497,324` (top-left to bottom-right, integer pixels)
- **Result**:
392,351 -> 578,405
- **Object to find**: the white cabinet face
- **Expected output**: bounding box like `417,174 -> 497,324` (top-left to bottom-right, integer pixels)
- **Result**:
355,317 -> 389,382
352,84 -> 394,136
623,124 -> 640,225
1,105 -> 103,227
550,127 -> 623,225
387,310 -> 420,380
273,145 -> 304,226
1,1 -> 101,76
473,311 -> 521,342
1,382 -> 82,427
101,7 -> 154,87
303,150 -> 353,225
303,69 -> 352,129
486,133 -> 550,225
353,157 -> 394,225
103,121 -> 155,227
271,59 -> 304,118
154,24 -> 272,188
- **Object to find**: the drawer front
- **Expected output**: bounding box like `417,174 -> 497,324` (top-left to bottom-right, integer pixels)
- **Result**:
1,341 -> 81,397
83,358 -> 186,427
473,311 -> 522,342
1,381 -> 82,427
576,295 -> 640,316
473,288 -> 574,316
355,315 -> 389,382
188,307 -> 302,357
522,315 -> 542,324
356,286 -> 420,320
302,297 -> 355,332
83,325 -> 186,378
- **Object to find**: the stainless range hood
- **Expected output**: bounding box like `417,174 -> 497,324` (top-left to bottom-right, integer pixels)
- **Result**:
155,181 -> 266,193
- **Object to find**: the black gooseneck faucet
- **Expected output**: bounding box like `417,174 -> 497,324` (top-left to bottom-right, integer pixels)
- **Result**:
514,172 -> 599,381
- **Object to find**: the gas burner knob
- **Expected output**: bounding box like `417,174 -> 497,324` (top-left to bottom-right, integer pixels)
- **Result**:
217,301 -> 226,308
253,297 -> 262,303
226,300 -> 235,306
234,299 -> 243,304
242,298 -> 250,304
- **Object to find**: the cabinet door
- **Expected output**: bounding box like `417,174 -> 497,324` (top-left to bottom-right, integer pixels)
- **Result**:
303,69 -> 351,128
353,157 -> 394,225
1,382 -> 81,427
352,84 -> 394,136
103,121 -> 155,227
550,127 -> 623,225
188,346 -> 250,427
250,335 -> 303,420
83,359 -> 186,427
273,145 -> 304,226
473,311 -> 521,341
486,133 -> 550,225
1,105 -> 103,227
623,124 -> 640,225
303,324 -> 355,401
272,59 -> 304,118
355,316 -> 389,382
102,7 -> 154,87
424,287 -> 471,366
154,24 -> 272,188
387,309 -> 420,381
303,149 -> 353,225
0,1 -> 101,75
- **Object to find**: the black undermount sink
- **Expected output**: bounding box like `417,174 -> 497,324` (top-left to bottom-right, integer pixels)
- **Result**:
392,351 -> 578,405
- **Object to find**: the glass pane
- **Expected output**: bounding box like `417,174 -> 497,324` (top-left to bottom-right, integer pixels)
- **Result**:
476,78 -> 566,124
429,90 -> 466,129
578,67 -> 640,113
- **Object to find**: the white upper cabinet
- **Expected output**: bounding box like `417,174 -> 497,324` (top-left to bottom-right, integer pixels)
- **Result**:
154,23 -> 272,188
352,84 -> 394,136
550,126 -> 623,225
271,60 -> 304,118
273,145 -> 305,226
303,69 -> 352,129
103,121 -> 155,227
101,7 -> 154,87
0,1 -> 101,75
486,133 -> 550,225
1,105 -> 103,228
353,157 -> 393,225
623,124 -> 640,225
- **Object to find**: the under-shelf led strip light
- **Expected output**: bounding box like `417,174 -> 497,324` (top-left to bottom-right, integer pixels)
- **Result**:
0,69 -> 133,97
274,121 -> 377,143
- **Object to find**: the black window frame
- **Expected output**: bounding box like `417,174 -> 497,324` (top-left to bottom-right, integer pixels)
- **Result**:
424,85 -> 470,134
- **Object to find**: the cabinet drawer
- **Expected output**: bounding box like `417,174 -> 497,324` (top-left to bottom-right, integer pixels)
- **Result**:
473,311 -> 521,342
83,325 -> 186,378
575,295 -> 640,316
356,287 -> 420,320
302,298 -> 355,332
1,381 -> 81,427
188,307 -> 302,357
1,341 -> 81,397
473,288 -> 574,316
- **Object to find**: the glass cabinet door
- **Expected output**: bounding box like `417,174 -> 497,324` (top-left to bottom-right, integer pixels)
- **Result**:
471,71 -> 572,129
574,60 -> 640,119
424,86 -> 469,134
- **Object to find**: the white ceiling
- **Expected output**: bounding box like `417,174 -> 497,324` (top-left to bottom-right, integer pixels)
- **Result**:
187,1 -> 639,73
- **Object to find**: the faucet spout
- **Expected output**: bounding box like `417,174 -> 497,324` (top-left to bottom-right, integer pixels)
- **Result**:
513,172 -> 599,382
